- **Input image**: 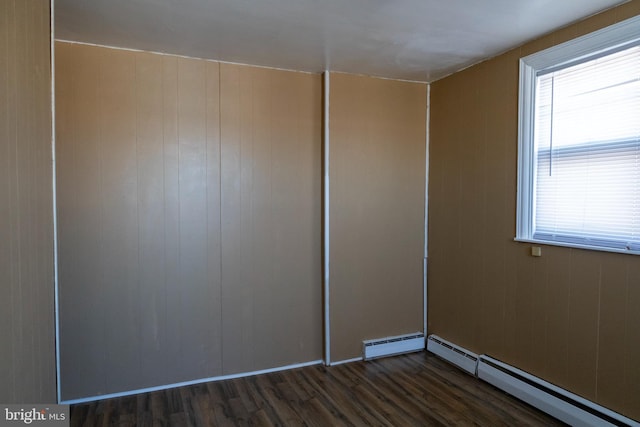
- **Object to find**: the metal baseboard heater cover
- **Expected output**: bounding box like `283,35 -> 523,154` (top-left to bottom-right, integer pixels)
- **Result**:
477,355 -> 640,427
426,334 -> 478,375
363,332 -> 424,360
427,335 -> 639,427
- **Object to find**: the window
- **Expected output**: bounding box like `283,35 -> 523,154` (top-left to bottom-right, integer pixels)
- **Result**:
516,16 -> 640,254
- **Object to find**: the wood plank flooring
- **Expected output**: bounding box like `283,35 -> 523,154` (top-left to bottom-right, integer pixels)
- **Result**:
70,352 -> 565,426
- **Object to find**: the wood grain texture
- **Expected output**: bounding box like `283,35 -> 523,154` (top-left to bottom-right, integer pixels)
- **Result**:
219,63 -> 322,374
428,1 -> 640,421
56,42 -> 107,397
0,0 -> 55,403
328,72 -> 426,362
56,43 -> 322,400
69,352 -> 564,427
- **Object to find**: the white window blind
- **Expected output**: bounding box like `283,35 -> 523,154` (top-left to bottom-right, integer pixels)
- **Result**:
532,45 -> 640,250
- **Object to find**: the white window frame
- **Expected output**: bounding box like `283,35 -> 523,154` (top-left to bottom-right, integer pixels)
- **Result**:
516,15 -> 640,255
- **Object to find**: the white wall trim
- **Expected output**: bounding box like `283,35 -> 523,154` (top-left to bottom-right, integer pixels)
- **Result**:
323,71 -> 331,365
514,236 -> 640,256
329,357 -> 363,367
423,83 -> 430,336
54,39 -> 318,76
61,360 -> 323,404
50,0 -> 62,405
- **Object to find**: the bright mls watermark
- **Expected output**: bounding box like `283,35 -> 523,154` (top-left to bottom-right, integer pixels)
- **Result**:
0,405 -> 69,426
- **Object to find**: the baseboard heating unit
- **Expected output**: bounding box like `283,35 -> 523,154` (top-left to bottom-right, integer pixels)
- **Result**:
426,334 -> 478,375
477,355 -> 640,427
363,332 -> 424,360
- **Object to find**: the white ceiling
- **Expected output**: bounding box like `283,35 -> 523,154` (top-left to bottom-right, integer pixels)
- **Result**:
55,0 -> 628,82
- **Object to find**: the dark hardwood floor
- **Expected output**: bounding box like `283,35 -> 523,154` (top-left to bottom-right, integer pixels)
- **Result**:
70,352 -> 565,426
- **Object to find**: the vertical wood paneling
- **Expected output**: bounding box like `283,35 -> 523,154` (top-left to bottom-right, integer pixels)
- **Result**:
475,51 -> 519,360
100,48 -> 140,394
512,247 -> 537,370
56,43 -> 106,399
456,65 -> 485,350
271,70 -> 322,367
55,45 -> 223,399
329,73 -> 426,362
0,0 -> 12,398
543,246 -> 571,388
135,52 -> 170,386
252,69 -> 277,368
0,0 -> 55,403
176,58 -> 216,380
160,56 -> 182,385
428,78 -> 460,345
566,251 -> 600,400
205,61 -> 223,378
219,64 -> 251,373
428,2 -> 640,420
220,63 -> 322,374
625,260 -> 640,417
596,255 -> 628,409
56,44 -> 321,400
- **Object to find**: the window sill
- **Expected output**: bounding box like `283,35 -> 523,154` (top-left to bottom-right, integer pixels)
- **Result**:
513,237 -> 640,256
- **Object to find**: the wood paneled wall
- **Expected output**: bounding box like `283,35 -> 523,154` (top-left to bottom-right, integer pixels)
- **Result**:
328,72 -> 426,362
429,1 -> 640,420
0,0 -> 56,403
55,42 -> 322,401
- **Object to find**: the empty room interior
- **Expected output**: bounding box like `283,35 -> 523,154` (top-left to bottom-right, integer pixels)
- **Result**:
3,0 -> 640,425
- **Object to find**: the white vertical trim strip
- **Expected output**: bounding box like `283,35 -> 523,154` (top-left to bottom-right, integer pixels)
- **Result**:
516,58 -> 536,240
50,0 -> 62,404
423,84 -> 430,336
323,71 -> 331,365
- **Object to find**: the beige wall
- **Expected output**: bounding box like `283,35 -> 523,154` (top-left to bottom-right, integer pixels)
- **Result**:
429,1 -> 640,420
0,0 -> 56,403
55,42 -> 322,400
329,72 -> 426,362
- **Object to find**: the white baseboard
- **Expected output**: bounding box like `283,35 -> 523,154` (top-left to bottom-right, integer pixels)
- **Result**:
61,360 -> 323,405
329,357 -> 363,366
